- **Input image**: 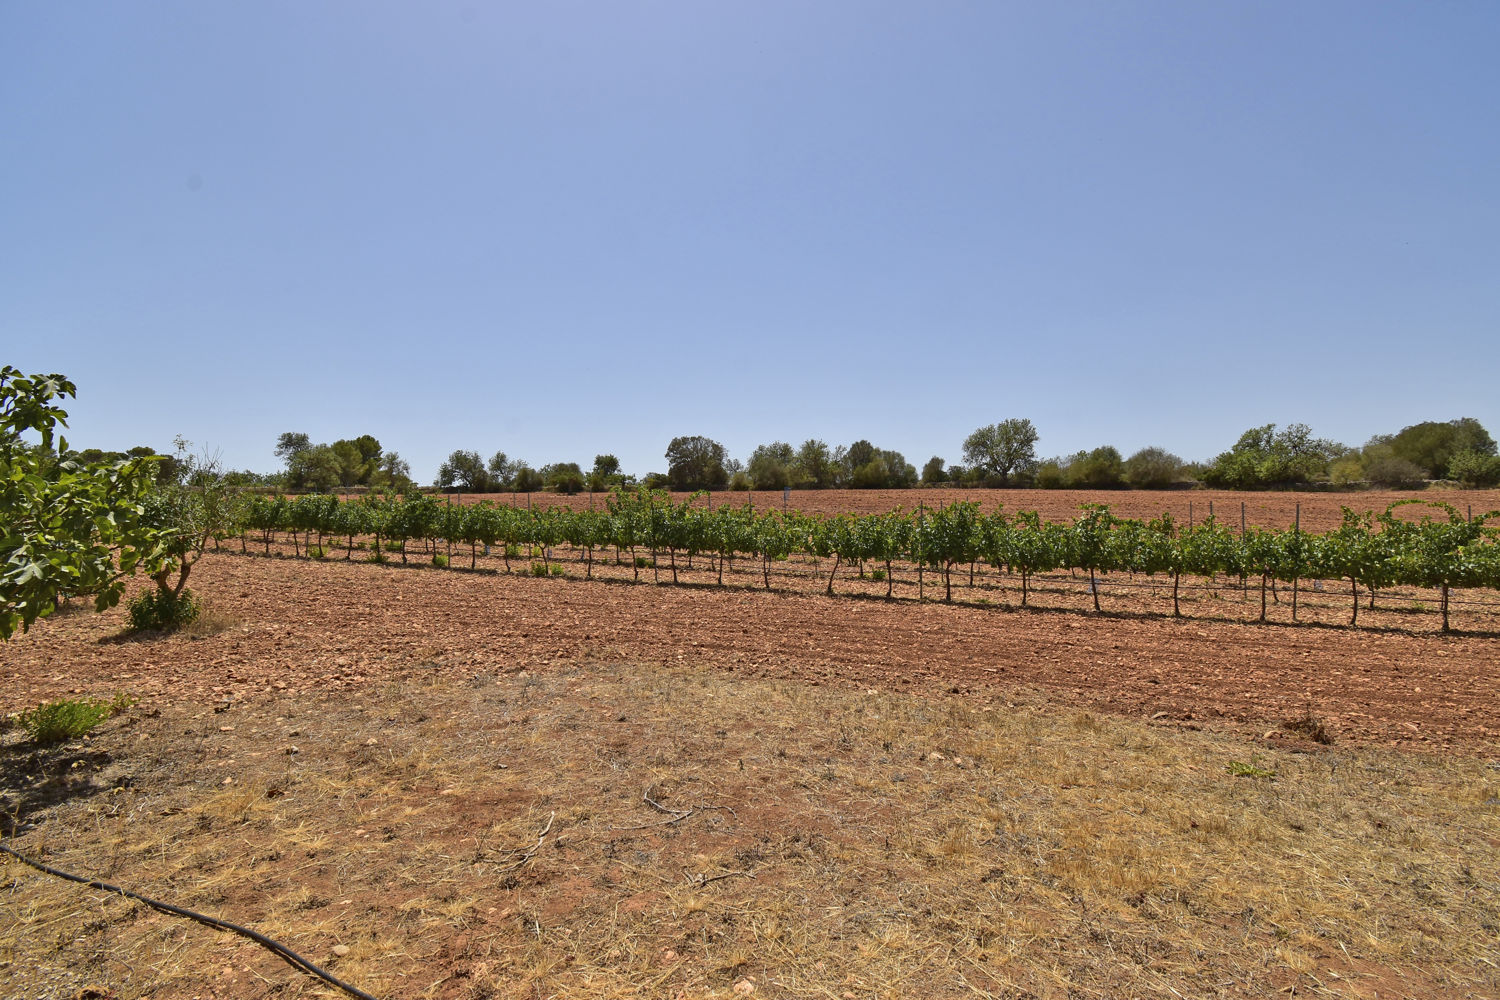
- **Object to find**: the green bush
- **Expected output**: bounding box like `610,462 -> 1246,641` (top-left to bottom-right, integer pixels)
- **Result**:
1448,450 -> 1500,488
307,545 -> 326,560
505,544 -> 521,559
548,562 -> 565,577
384,540 -> 403,552
127,588 -> 199,632
432,553 -> 449,568
635,555 -> 654,568
368,550 -> 388,563
17,694 -> 134,745
870,568 -> 887,581
531,561 -> 548,577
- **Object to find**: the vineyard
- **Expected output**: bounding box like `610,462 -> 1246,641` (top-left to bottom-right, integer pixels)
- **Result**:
212,489 -> 1500,633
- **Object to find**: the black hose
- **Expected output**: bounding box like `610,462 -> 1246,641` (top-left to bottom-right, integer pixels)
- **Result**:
0,842 -> 380,1000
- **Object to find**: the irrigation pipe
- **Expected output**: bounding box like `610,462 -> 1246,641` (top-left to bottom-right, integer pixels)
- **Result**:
0,842 -> 380,1000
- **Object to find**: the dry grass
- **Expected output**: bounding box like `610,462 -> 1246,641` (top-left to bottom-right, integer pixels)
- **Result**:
1,662 -> 1497,999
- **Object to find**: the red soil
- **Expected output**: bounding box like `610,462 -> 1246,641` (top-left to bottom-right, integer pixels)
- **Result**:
9,550 -> 1499,754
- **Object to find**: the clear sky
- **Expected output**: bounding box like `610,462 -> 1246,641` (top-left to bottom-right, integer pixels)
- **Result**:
4,2 -> 1497,481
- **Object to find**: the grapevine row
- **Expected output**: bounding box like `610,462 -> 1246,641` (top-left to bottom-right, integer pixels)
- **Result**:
216,490 -> 1499,632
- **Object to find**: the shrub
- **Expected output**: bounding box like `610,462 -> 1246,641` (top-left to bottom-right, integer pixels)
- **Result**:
505,544 -> 521,559
1448,450 -> 1500,488
17,695 -> 133,745
127,588 -> 200,632
1365,457 -> 1427,489
548,562 -> 564,577
531,561 -> 548,577
635,555 -> 654,569
307,545 -> 326,560
870,568 -> 886,581
432,553 -> 449,568
1124,447 -> 1182,489
384,540 -> 402,552
367,551 -> 388,564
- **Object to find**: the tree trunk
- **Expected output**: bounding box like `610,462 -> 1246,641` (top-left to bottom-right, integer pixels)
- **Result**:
1260,574 -> 1268,621
1172,570 -> 1181,617
826,554 -> 841,597
1442,583 -> 1450,632
1349,576 -> 1358,626
885,559 -> 893,598
1089,567 -> 1100,612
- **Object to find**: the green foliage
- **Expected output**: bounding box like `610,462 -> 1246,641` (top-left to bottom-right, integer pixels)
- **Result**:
127,587 -> 199,632
1,368 -> 168,639
432,553 -> 448,567
1448,450 -> 1500,488
962,419 -> 1039,486
665,435 -> 729,491
549,562 -> 565,577
1226,757 -> 1276,779
531,561 -> 549,577
1200,423 -> 1344,488
1384,418 -> 1495,479
1365,456 -> 1426,489
1124,447 -> 1182,489
16,694 -> 132,745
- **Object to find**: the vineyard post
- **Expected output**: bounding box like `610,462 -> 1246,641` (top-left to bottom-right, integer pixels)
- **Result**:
917,501 -> 925,602
1241,502 -> 1248,598
1208,500 -> 1214,521
1292,503 -> 1301,621
1188,501 -> 1193,529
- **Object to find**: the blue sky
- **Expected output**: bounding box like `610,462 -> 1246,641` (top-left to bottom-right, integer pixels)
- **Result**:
4,2 -> 1497,480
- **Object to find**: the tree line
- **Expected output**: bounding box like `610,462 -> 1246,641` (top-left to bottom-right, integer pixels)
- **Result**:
403,415 -> 1499,494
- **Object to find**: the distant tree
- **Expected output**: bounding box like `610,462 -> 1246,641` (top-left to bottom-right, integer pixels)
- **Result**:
275,432 -> 311,462
665,435 -> 728,491
748,441 -> 794,490
287,444 -> 343,492
1200,423 -> 1343,488
587,453 -> 626,492
1387,418 -> 1495,479
329,439 -> 365,487
1448,450 -> 1500,488
1124,447 -> 1182,489
375,451 -> 413,491
436,450 -> 492,492
921,456 -> 947,485
793,440 -> 833,488
512,462 -> 545,493
845,440 -> 877,472
1067,446 -> 1126,488
962,419 -> 1039,486
544,462 -> 585,495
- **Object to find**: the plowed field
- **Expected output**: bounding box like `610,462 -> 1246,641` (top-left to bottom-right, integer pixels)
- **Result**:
435,486 -> 1500,526
8,551 -> 1499,752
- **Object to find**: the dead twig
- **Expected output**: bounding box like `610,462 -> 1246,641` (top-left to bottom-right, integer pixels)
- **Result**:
476,812 -> 555,874
685,868 -> 756,888
609,791 -> 738,832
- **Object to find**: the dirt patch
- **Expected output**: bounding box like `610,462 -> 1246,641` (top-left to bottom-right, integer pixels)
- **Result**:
2,662 -> 1497,999
5,553 -> 1499,752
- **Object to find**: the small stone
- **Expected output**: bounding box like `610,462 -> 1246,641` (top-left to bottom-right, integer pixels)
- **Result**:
733,980 -> 755,996
332,944 -> 350,957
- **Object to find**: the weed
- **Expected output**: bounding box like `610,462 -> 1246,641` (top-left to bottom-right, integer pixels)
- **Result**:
531,561 -> 549,578
307,545 -> 326,560
548,562 -> 564,577
384,541 -> 403,552
635,556 -> 654,569
1282,707 -> 1334,745
368,551 -> 388,564
17,695 -> 134,745
432,553 -> 449,568
1227,756 -> 1276,779
505,544 -> 521,559
182,599 -> 239,638
870,568 -> 887,581
127,588 -> 199,632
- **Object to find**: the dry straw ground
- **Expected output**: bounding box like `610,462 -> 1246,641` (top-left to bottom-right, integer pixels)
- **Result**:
3,657 -> 1498,1000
